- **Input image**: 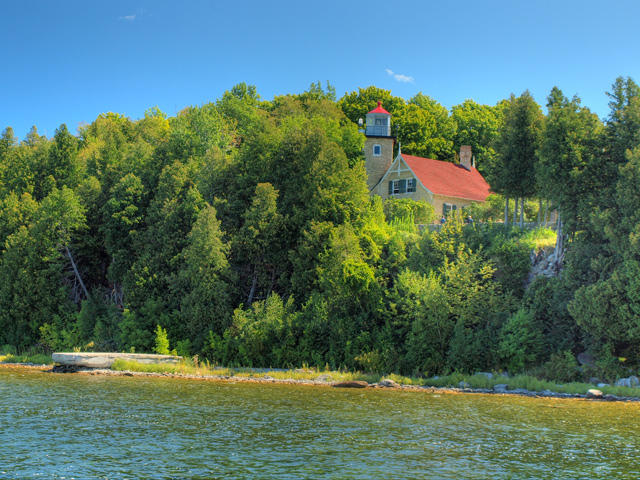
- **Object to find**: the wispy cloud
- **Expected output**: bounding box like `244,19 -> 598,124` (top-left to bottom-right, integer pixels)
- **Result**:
119,14 -> 136,21
386,69 -> 414,83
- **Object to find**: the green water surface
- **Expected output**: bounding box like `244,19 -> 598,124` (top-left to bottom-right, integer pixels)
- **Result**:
1,367 -> 638,479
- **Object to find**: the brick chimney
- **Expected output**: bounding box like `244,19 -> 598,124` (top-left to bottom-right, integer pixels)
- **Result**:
460,145 -> 472,170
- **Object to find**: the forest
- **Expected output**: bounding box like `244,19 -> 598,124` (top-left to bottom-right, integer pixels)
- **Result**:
0,77 -> 639,382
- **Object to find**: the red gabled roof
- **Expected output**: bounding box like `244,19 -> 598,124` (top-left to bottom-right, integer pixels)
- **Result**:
368,101 -> 390,115
401,154 -> 492,202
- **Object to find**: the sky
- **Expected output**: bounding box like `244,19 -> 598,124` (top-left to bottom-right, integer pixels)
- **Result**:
2,0 -> 639,141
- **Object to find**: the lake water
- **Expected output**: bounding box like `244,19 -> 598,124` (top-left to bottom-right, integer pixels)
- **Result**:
1,367 -> 639,479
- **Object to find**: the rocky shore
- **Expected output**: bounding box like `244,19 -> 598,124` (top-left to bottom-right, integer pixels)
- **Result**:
3,362 -> 638,402
3,362 -> 637,403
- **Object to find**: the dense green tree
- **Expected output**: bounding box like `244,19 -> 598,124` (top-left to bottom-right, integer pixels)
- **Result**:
1,127 -> 49,198
0,192 -> 38,248
491,91 -> 544,226
536,87 -> 604,235
391,269 -> 451,375
443,251 -> 509,373
174,204 -> 233,345
101,173 -> 147,292
338,86 -> 407,126
122,161 -> 206,349
394,104 -> 437,158
0,187 -> 86,348
47,124 -> 82,193
451,99 -> 502,175
0,127 -> 17,161
496,308 -> 543,373
569,148 -> 640,360
409,93 -> 457,159
233,183 -> 284,305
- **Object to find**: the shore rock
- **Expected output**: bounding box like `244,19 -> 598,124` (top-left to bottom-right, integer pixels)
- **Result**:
379,379 -> 400,388
616,378 -> 631,387
476,372 -> 493,379
52,352 -> 182,369
315,374 -> 333,382
615,376 -> 640,387
493,384 -> 508,393
458,381 -> 471,389
587,389 -> 603,399
332,381 -> 368,388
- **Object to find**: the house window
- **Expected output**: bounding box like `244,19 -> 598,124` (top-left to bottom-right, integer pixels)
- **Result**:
388,179 -> 407,195
443,203 -> 457,215
407,178 -> 416,193
373,144 -> 381,156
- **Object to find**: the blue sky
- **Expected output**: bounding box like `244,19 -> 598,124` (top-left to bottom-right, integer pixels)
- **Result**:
2,0 -> 639,141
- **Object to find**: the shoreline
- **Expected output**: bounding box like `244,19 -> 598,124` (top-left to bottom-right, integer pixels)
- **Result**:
2,362 -> 637,403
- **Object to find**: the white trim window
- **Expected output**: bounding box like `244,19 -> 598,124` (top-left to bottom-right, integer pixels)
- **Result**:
407,178 -> 416,193
443,203 -> 457,215
392,179 -> 400,194
373,144 -> 382,156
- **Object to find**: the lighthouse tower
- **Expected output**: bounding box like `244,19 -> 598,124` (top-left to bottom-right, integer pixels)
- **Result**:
364,101 -> 395,191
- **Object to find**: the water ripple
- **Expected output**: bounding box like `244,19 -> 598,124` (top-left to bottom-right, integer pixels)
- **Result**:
1,370 -> 640,479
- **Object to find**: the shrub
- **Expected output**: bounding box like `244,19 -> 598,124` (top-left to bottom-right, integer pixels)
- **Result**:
535,350 -> 579,383
153,325 -> 171,355
496,308 -> 543,373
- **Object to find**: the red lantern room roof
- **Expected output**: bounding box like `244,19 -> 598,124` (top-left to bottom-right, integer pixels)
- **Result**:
368,101 -> 391,115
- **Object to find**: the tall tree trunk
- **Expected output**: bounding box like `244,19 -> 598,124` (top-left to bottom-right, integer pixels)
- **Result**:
267,267 -> 277,298
520,197 -> 524,227
555,212 -> 564,272
544,199 -> 549,225
514,197 -> 519,228
247,268 -> 258,306
505,195 -> 509,228
537,198 -> 542,225
65,244 -> 90,301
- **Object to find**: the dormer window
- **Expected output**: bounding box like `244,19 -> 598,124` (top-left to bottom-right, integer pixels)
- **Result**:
373,144 -> 381,156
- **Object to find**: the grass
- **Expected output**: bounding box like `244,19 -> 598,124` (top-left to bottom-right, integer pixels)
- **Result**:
6,352 -> 636,400
0,353 -> 53,365
107,359 -> 640,398
517,227 -> 557,250
111,359 -> 386,383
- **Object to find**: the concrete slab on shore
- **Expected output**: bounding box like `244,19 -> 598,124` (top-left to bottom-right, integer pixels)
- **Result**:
52,352 -> 183,369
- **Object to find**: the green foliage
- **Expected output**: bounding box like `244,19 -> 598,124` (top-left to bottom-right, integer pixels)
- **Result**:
523,276 -> 578,359
450,99 -> 502,175
496,308 -> 543,373
39,318 -> 78,352
408,93 -> 457,160
153,325 -> 171,355
4,78 -> 640,381
383,197 -> 435,225
534,350 -> 579,383
225,294 -> 301,368
489,237 -> 532,297
400,271 -> 451,376
536,87 -> 604,234
491,91 -> 543,199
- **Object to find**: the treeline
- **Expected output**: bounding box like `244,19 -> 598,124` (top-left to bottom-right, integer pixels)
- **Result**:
0,79 -> 639,381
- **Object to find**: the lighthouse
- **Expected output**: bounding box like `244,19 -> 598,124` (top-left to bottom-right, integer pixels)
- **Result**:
363,101 -> 395,191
